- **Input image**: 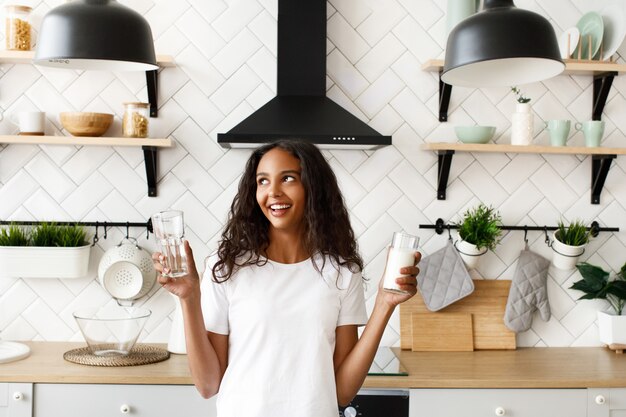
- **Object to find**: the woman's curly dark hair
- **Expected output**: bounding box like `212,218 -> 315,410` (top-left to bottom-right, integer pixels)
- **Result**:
212,139 -> 363,281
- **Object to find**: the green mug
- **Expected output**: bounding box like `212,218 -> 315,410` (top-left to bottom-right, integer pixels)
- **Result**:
575,120 -> 605,147
544,120 -> 571,146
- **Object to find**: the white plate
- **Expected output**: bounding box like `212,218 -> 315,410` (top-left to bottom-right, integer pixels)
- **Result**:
601,4 -> 626,61
559,27 -> 580,59
0,341 -> 30,364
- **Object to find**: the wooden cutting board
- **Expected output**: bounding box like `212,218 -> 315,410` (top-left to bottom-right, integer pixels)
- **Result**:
411,313 -> 474,352
400,279 -> 516,350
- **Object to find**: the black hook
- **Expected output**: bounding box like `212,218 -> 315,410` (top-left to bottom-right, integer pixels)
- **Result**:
126,222 -> 130,239
92,221 -> 99,246
104,222 -> 108,240
447,224 -> 452,241
544,226 -> 550,246
524,226 -> 528,245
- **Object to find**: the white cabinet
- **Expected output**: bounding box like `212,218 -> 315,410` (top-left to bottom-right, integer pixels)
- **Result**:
0,383 -> 33,417
588,388 -> 626,417
410,388 -> 587,417
33,384 -> 216,417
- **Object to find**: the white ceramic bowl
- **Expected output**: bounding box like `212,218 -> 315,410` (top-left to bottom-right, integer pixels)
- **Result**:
73,306 -> 151,357
455,126 -> 496,144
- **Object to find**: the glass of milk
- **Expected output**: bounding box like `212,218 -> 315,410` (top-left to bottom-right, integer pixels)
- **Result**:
382,232 -> 419,294
151,210 -> 188,278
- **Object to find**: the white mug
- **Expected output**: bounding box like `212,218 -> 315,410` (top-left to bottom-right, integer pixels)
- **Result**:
10,111 -> 45,135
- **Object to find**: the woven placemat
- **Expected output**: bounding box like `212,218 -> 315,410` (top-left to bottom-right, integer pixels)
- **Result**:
63,344 -> 170,367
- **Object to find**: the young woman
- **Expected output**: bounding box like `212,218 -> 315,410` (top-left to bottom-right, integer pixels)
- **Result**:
154,140 -> 420,417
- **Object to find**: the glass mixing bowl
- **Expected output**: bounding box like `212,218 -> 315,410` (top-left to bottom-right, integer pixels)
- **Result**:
73,306 -> 151,357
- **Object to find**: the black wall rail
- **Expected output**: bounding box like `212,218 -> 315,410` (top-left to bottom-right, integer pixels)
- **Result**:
0,220 -> 154,242
420,218 -> 619,238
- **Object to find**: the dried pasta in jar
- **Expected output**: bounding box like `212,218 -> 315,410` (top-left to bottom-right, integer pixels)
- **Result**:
122,102 -> 150,138
5,5 -> 31,51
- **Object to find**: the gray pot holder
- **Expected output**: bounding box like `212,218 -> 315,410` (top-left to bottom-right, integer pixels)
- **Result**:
504,246 -> 551,333
417,240 -> 474,311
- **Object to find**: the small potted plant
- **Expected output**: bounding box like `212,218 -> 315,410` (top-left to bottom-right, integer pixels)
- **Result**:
551,219 -> 589,270
570,262 -> 626,348
455,203 -> 502,269
0,223 -> 91,279
510,86 -> 533,146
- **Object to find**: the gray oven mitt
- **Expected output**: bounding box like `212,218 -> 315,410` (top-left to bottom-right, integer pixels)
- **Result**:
417,240 -> 474,311
504,247 -> 551,332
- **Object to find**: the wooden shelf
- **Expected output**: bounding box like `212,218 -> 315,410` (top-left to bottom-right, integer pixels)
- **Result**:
421,59 -> 626,75
0,50 -> 175,67
422,59 -> 622,122
422,142 -> 626,156
1,135 -> 172,197
423,142 -> 620,204
0,135 -> 171,147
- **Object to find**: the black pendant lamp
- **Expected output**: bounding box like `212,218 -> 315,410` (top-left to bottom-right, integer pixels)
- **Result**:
34,0 -> 157,71
442,0 -> 564,87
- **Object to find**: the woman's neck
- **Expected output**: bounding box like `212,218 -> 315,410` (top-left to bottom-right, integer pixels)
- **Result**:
265,229 -> 310,264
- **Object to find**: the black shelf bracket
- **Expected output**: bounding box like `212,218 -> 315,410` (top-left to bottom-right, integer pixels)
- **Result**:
146,69 -> 158,118
438,70 -> 452,122
437,150 -> 455,200
592,71 -> 616,121
591,154 -> 616,204
142,146 -> 158,197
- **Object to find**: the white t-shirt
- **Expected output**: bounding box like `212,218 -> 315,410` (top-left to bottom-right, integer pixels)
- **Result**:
200,253 -> 368,417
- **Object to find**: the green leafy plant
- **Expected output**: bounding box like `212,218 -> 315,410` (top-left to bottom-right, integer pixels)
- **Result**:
0,224 -> 30,246
511,86 -> 531,104
457,204 -> 502,251
0,223 -> 88,247
570,262 -> 626,315
55,224 -> 88,247
556,219 -> 589,246
31,222 -> 60,247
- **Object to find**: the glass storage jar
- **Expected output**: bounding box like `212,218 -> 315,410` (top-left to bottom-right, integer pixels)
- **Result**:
5,5 -> 32,51
122,102 -> 150,138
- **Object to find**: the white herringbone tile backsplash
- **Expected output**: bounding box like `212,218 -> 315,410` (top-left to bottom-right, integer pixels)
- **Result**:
1,0 -> 625,348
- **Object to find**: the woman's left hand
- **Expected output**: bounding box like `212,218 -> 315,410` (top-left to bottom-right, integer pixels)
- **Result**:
377,251 -> 421,308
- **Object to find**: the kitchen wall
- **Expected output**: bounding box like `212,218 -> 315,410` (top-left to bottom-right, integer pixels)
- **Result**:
1,0 -> 625,349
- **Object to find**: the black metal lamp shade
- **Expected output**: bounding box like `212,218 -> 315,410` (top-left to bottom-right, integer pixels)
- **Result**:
34,0 -> 157,71
442,0 -> 564,87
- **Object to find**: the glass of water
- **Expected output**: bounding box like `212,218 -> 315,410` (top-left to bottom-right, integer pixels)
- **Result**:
151,210 -> 188,278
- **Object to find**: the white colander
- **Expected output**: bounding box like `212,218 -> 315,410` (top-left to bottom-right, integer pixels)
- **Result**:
98,239 -> 156,301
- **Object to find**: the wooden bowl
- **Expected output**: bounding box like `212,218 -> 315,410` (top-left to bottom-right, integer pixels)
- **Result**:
60,112 -> 114,137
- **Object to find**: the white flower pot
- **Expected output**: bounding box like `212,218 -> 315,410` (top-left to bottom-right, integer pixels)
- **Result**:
0,244 -> 91,278
551,231 -> 586,270
455,239 -> 487,270
598,311 -> 626,345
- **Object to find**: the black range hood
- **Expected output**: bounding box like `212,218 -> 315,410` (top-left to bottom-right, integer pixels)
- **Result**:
217,0 -> 391,150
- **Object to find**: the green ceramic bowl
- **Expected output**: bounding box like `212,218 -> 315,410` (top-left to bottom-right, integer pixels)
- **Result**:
455,126 -> 496,144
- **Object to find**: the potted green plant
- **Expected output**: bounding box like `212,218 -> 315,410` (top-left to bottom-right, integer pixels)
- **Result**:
0,223 -> 91,279
455,203 -> 502,269
551,219 -> 590,270
570,262 -> 626,347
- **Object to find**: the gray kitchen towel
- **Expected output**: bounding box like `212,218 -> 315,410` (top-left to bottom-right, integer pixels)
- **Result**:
504,247 -> 551,332
417,240 -> 474,311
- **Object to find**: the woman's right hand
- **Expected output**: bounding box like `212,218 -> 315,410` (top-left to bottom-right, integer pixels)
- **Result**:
152,240 -> 200,301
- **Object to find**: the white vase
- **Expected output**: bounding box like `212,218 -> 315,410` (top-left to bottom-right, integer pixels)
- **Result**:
551,231 -> 586,270
511,102 -> 534,146
598,311 -> 626,345
455,239 -> 487,270
167,293 -> 186,354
